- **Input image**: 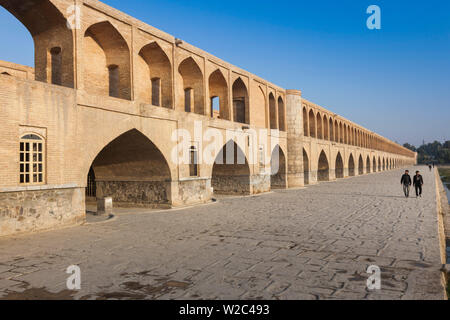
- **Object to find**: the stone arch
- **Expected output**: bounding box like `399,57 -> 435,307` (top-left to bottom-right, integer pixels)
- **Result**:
316,112 -> 323,139
339,122 -> 344,144
343,124 -> 348,144
212,140 -> 250,195
271,145 -> 287,189
137,42 -> 173,108
358,154 -> 364,175
208,69 -> 229,120
1,0 -> 74,87
373,156 -> 377,172
179,57 -> 204,115
378,157 -> 381,171
232,78 -> 249,124
335,152 -> 344,179
303,107 -> 308,136
318,150 -> 330,182
348,154 -> 355,177
278,96 -> 285,131
87,129 -> 172,209
366,156 -> 371,173
383,158 -> 386,171
84,21 -> 131,100
269,93 -> 277,129
323,115 -> 329,140
303,148 -> 309,185
309,110 -> 316,138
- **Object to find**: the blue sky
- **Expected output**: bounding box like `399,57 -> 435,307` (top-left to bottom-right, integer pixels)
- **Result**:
1,0 -> 449,146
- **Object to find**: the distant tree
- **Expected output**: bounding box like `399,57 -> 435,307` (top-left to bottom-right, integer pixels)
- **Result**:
444,141 -> 450,149
403,143 -> 417,152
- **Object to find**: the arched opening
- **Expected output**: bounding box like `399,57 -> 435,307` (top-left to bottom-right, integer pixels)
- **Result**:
86,129 -> 172,211
383,158 -> 386,171
329,118 -> 334,141
309,110 -> 316,138
303,148 -> 309,185
334,120 -> 339,142
84,21 -> 131,100
271,145 -> 287,189
366,156 -> 371,173
348,154 -> 355,176
335,152 -> 344,179
318,151 -> 329,182
344,124 -> 348,144
303,107 -> 308,136
278,97 -> 285,131
269,93 -> 277,129
179,57 -> 204,115
137,42 -> 173,108
208,69 -> 229,120
212,141 -> 250,195
358,155 -> 364,175
232,78 -> 249,124
323,115 -> 329,140
1,72 -> 11,76
316,113 -> 323,139
1,0 -> 74,87
340,123 -> 344,144
378,158 -> 381,171
373,157 -> 377,172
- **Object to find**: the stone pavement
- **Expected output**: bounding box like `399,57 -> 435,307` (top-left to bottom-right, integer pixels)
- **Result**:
0,166 -> 445,300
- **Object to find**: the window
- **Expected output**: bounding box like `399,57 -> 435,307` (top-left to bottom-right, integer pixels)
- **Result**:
211,96 -> 220,118
50,47 -> 62,85
108,65 -> 119,98
151,78 -> 161,106
189,146 -> 198,177
185,88 -> 193,112
20,134 -> 45,185
259,145 -> 265,173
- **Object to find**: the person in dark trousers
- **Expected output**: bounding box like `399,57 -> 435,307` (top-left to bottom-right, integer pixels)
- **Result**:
428,164 -> 432,171
413,171 -> 424,198
400,170 -> 412,198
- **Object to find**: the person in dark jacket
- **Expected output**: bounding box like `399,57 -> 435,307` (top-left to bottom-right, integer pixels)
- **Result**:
413,171 -> 424,198
400,170 -> 412,198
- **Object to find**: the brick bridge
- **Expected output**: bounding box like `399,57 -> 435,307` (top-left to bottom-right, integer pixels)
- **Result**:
0,0 -> 416,237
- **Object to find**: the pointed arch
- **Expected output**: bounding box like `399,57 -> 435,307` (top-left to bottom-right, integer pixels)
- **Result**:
348,154 -> 355,176
232,78 -> 249,124
309,110 -> 316,138
303,148 -> 310,185
87,129 -> 172,208
358,154 -> 364,175
208,69 -> 229,120
323,115 -> 329,140
1,0 -> 74,87
271,145 -> 287,189
138,42 -> 173,108
179,57 -> 204,115
303,107 -> 309,136
269,92 -> 277,129
84,21 -> 131,100
335,152 -> 344,179
366,156 -> 371,173
318,150 -> 330,182
373,156 -> 377,172
278,97 -> 286,131
212,140 -> 250,195
316,112 -> 323,139
329,118 -> 334,141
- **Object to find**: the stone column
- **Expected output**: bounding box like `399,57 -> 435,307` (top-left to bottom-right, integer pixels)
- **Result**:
286,90 -> 304,187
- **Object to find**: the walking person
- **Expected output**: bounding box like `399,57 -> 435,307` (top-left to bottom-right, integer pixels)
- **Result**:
413,171 -> 424,198
428,164 -> 432,172
400,170 -> 412,198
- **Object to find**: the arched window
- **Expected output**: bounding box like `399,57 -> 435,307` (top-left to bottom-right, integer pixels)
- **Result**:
189,146 -> 199,177
151,77 -> 161,106
20,134 -> 45,185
